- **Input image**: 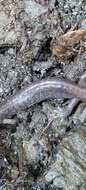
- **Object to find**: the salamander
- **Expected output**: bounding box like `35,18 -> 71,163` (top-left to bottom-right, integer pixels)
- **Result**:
0,77 -> 86,122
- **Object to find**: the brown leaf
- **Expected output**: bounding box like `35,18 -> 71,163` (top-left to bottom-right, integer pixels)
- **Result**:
52,46 -> 75,57
62,29 -> 86,46
52,29 -> 86,57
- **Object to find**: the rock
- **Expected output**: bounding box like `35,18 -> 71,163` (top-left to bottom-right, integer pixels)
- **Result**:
24,0 -> 48,22
73,103 -> 86,124
23,138 -> 42,165
11,167 -> 19,179
45,125 -> 86,190
0,11 -> 16,46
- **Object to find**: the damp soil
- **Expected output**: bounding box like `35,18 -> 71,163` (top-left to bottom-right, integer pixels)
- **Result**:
0,0 -> 86,190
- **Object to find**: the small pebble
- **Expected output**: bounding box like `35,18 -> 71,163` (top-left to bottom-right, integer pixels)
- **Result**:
11,167 -> 19,179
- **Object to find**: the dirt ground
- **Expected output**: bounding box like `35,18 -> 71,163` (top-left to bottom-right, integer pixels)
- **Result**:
0,0 -> 86,189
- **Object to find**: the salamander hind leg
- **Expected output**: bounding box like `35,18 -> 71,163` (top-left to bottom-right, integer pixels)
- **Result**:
54,72 -> 86,120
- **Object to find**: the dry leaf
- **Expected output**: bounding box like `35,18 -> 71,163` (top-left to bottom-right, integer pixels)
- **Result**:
52,46 -> 76,57
62,29 -> 86,46
52,29 -> 86,57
